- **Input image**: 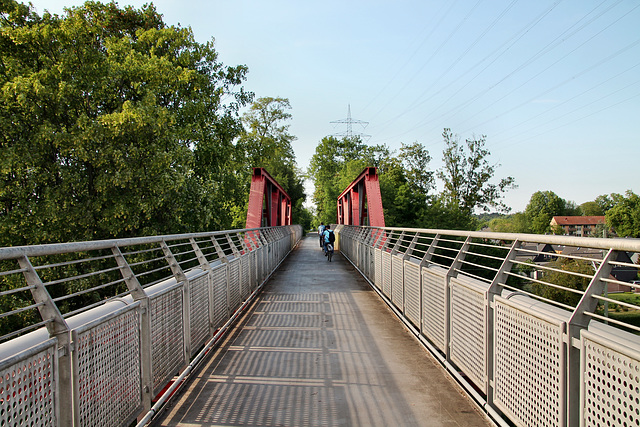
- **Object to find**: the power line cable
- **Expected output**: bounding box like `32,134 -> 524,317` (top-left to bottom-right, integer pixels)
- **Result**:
360,1 -> 457,116
491,90 -> 640,148
369,0 -> 566,143
457,0 -> 638,133
490,61 -> 640,141
460,36 -> 640,134
367,0 -> 484,125
423,0 -> 622,134
403,0 -> 520,114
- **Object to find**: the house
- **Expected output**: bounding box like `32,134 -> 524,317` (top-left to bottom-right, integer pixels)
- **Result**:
550,216 -> 606,237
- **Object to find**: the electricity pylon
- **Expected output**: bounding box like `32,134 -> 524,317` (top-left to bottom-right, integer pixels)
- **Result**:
330,104 -> 370,141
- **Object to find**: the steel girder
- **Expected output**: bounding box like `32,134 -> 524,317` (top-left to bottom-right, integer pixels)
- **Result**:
337,167 -> 385,227
246,168 -> 292,228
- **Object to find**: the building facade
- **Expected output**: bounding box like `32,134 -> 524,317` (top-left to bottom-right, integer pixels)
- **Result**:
550,216 -> 606,237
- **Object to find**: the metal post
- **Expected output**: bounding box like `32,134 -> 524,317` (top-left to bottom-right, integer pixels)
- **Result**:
566,249 -> 617,427
209,236 -> 230,318
486,240 -> 521,405
445,236 -> 472,361
17,256 -> 72,427
111,246 -> 153,414
419,233 -> 440,268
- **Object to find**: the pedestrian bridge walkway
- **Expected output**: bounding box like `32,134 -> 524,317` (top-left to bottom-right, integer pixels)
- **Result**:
153,235 -> 488,426
2,224 -> 640,427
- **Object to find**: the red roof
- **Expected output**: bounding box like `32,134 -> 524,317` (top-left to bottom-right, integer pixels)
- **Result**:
551,216 -> 605,226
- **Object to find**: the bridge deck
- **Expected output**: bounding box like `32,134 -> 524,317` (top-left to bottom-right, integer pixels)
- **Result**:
152,235 -> 490,427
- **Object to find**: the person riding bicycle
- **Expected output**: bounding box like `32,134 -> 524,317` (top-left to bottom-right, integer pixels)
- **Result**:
322,225 -> 334,257
318,222 -> 325,248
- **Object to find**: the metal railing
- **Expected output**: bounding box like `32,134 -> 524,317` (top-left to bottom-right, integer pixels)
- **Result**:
0,225 -> 302,427
336,225 -> 640,427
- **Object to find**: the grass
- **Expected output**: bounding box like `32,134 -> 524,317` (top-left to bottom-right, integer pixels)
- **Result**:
599,292 -> 640,332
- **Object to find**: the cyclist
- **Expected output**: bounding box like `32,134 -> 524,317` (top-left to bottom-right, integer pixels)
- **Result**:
322,225 -> 335,261
318,222 -> 325,248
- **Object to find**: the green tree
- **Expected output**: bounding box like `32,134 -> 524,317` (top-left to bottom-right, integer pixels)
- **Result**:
308,136 -> 388,225
579,201 -> 604,216
606,191 -> 640,237
377,155 -> 427,227
595,193 -> 623,214
532,258 -> 594,306
437,128 -> 515,215
525,191 -> 570,234
0,0 -> 252,245
234,97 -> 306,227
488,212 -> 530,233
397,142 -> 434,199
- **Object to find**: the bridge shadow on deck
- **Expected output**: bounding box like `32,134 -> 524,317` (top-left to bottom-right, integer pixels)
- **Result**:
152,236 -> 489,427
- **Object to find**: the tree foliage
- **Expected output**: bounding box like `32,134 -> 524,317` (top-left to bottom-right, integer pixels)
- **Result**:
579,201 -> 604,216
308,132 -> 494,230
605,191 -> 640,237
308,136 -> 388,225
524,190 -> 574,234
532,258 -> 594,307
488,212 -> 530,233
437,128 -> 515,214
0,0 -> 252,245
234,96 -> 307,228
397,142 -> 434,198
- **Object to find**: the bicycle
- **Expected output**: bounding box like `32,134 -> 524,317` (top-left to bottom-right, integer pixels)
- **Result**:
326,243 -> 334,262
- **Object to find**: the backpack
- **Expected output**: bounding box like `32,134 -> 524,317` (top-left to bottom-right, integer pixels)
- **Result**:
328,230 -> 335,243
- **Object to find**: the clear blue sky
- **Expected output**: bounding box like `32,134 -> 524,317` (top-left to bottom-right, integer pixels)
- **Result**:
31,0 -> 640,213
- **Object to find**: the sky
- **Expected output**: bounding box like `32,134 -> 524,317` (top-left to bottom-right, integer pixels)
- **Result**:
29,0 -> 640,213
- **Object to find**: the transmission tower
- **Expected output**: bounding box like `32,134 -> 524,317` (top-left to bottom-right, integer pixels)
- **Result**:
330,104 -> 371,141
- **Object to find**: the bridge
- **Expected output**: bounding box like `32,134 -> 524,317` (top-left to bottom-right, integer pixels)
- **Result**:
1,170 -> 640,427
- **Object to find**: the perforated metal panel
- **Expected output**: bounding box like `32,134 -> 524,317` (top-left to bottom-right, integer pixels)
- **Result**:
267,245 -> 275,272
391,255 -> 404,309
421,266 -> 447,351
450,275 -> 487,390
72,304 -> 142,427
374,248 -> 382,290
189,272 -> 210,356
0,338 -> 57,427
382,251 -> 392,298
228,258 -> 241,312
211,264 -> 228,329
366,246 -> 375,281
255,248 -> 264,285
493,297 -> 565,427
250,251 -> 258,290
404,261 -> 421,327
241,255 -> 251,299
581,328 -> 640,427
150,285 -> 185,396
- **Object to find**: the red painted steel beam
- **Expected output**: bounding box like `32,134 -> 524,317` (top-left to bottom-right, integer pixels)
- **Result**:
336,167 -> 385,227
246,168 -> 292,229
